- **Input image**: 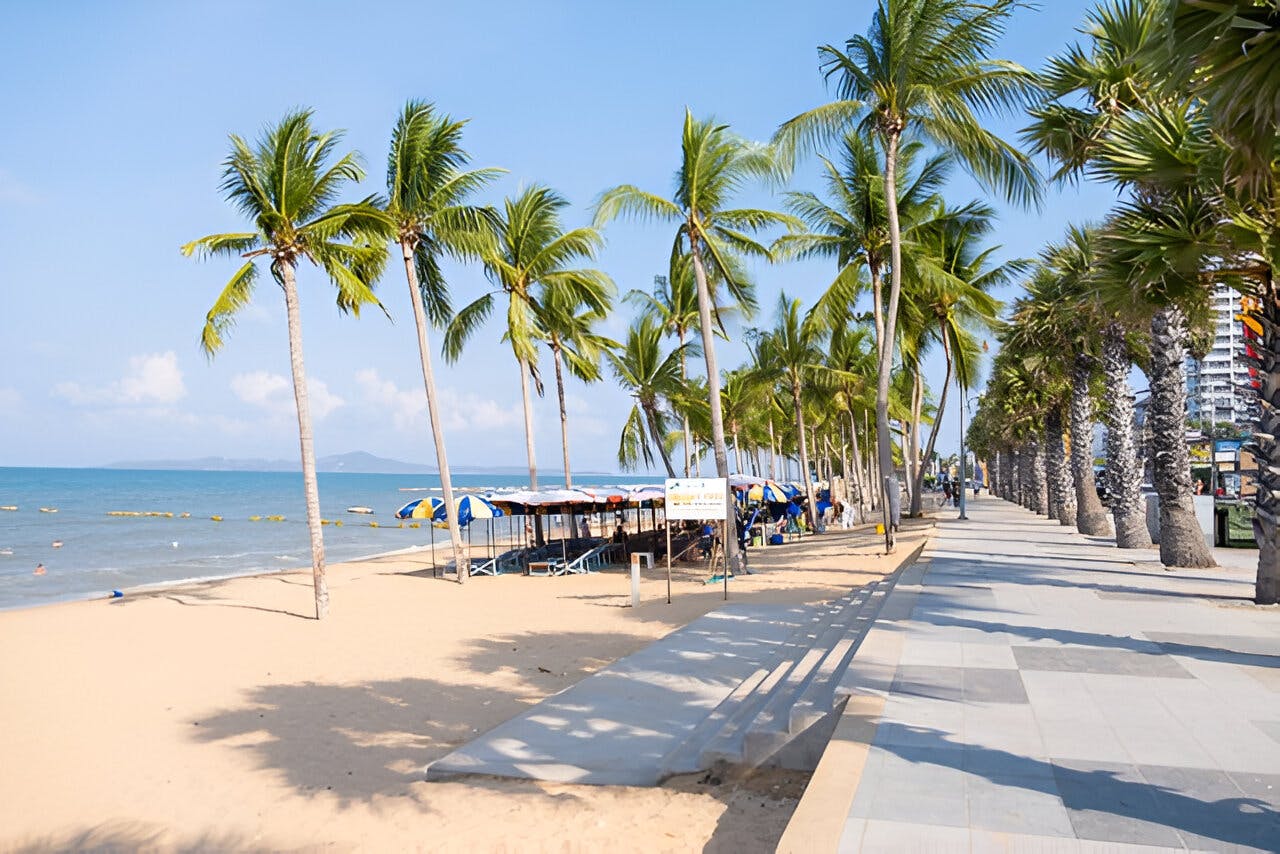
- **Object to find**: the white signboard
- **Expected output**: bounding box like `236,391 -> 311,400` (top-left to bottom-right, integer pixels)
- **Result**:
665,478 -> 730,521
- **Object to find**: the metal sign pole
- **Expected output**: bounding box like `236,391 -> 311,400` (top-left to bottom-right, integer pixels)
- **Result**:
665,523 -> 672,604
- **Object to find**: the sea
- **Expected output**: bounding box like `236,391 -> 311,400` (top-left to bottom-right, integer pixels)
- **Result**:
0,467 -> 659,612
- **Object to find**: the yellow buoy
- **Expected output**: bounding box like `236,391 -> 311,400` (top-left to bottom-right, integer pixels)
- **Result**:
334,520 -> 343,527
249,515 -> 262,522
211,515 -> 222,522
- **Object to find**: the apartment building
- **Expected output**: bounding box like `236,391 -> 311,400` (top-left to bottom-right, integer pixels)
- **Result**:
1185,284 -> 1257,430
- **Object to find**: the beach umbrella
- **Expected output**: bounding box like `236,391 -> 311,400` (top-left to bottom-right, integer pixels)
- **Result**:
448,494 -> 504,527
396,497 -> 445,519
743,480 -> 789,503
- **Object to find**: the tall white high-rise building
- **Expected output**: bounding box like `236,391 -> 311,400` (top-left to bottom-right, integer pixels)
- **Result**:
1185,284 -> 1257,429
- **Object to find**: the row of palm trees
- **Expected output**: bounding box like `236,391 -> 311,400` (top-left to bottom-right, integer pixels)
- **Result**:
968,0 -> 1280,604
180,0 -> 1043,619
185,0 -> 1278,619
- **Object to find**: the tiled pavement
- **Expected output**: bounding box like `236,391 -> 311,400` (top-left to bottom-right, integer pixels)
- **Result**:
838,495 -> 1280,853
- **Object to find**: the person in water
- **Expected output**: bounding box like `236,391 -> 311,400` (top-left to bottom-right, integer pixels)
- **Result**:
34,563 -> 45,576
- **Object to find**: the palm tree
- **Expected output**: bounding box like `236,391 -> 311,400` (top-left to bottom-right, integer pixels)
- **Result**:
385,100 -> 503,581
1027,6 -> 1214,567
626,254 -> 751,476
445,186 -> 611,504
596,110 -> 795,572
1163,0 -> 1280,192
609,316 -> 685,477
759,294 -> 829,524
183,110 -> 391,619
539,284 -> 617,488
777,0 -> 1042,547
899,202 -> 1016,515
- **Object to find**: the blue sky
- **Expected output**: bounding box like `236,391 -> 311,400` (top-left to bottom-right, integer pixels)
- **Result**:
0,0 -> 1115,473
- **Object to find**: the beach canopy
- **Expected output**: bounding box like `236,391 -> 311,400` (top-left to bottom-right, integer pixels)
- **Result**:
625,485 -> 665,504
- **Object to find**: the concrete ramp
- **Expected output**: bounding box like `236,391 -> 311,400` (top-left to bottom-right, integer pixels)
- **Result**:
424,603 -> 814,786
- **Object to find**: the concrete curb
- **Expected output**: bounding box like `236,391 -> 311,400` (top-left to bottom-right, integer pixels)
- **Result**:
776,544 -> 930,853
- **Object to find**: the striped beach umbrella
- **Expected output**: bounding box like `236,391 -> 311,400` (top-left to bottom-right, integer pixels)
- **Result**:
450,494 -> 504,526
395,497 -> 445,519
746,480 -> 790,503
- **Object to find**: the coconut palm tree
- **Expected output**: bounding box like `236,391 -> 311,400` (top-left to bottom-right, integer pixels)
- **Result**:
900,202 -> 1017,515
776,0 -> 1042,547
758,294 -> 830,525
595,110 -> 795,572
384,100 -> 503,581
445,186 -> 612,502
610,316 -> 685,476
539,284 -> 618,488
183,110 -> 391,619
626,253 -> 752,476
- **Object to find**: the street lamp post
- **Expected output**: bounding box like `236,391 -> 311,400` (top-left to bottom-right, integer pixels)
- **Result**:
958,391 -> 982,521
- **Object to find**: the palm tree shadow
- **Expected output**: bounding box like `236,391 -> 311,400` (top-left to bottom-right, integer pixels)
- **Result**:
872,723 -> 1279,849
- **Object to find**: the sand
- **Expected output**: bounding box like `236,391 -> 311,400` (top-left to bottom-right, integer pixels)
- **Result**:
0,518 -> 931,853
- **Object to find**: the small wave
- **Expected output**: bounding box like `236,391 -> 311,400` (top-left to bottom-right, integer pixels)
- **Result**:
274,555 -> 296,561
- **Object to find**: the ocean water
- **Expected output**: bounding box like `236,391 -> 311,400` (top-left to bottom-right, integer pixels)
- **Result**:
0,467 -> 657,611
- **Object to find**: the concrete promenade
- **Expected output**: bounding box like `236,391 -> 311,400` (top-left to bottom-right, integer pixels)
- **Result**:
789,493 -> 1279,853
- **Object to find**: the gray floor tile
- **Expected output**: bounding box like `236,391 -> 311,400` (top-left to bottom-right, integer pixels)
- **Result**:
1013,646 -> 1193,679
964,667 -> 1030,704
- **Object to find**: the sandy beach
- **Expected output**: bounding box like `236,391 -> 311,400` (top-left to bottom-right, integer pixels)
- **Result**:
0,518 -> 931,853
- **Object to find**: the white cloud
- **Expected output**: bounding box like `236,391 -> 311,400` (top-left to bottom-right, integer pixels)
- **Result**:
55,352 -> 186,405
356,368 -> 426,430
231,371 -> 343,420
356,368 -> 518,433
0,387 -> 21,409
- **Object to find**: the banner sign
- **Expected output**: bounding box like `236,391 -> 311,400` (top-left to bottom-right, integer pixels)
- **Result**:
664,478 -> 730,521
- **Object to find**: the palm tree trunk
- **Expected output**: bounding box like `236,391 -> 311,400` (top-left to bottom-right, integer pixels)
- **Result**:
1030,440 -> 1047,515
517,356 -> 545,545
645,402 -> 677,478
767,416 -> 778,481
991,450 -> 1001,501
278,261 -> 328,619
876,131 -> 904,546
793,381 -> 818,529
401,241 -> 468,581
846,410 -> 866,512
1149,308 -> 1216,567
1251,277 -> 1280,603
1102,322 -> 1153,549
1070,355 -> 1113,536
913,333 -> 953,515
734,429 -> 744,475
552,342 -> 573,489
1046,408 -> 1075,526
679,331 -> 692,477
907,370 -> 922,512
689,235 -> 740,573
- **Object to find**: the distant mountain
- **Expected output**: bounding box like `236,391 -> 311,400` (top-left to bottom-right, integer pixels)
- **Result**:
104,452 -> 617,477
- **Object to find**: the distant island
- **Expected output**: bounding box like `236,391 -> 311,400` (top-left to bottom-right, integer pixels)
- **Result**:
104,451 -> 616,477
